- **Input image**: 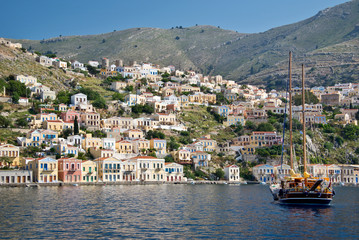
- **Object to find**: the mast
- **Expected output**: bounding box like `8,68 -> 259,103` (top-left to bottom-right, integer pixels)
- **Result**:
289,52 -> 293,170
302,64 -> 307,175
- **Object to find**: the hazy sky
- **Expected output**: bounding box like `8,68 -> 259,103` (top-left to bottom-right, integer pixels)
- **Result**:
1,0 -> 349,40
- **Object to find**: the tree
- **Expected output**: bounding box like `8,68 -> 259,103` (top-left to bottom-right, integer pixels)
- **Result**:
61,128 -> 73,138
92,98 -> 107,109
0,156 -> 13,167
293,90 -> 319,106
256,123 -> 274,132
0,116 -> 11,128
12,92 -> 20,104
164,155 -> 174,162
16,117 -> 28,128
215,168 -> 225,180
74,116 -> 79,135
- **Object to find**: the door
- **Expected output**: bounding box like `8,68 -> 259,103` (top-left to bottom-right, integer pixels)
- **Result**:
44,176 -> 47,182
49,176 -> 53,182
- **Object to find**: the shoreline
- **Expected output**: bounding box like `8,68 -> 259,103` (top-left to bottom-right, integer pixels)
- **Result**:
0,180 -> 244,187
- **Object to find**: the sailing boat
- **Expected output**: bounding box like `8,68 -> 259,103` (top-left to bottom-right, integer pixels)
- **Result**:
270,52 -> 334,205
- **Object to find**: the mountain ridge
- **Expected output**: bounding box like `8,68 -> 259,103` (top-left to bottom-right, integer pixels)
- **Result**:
9,0 -> 359,87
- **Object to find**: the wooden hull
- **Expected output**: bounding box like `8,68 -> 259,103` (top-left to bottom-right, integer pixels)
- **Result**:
279,192 -> 333,205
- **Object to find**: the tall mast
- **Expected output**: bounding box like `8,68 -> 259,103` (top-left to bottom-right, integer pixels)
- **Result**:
302,64 -> 307,174
289,52 -> 293,170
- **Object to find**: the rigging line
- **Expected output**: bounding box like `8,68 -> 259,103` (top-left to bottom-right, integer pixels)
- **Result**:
280,53 -> 290,174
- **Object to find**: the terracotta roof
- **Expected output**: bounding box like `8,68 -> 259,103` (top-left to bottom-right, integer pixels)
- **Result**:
130,156 -> 158,160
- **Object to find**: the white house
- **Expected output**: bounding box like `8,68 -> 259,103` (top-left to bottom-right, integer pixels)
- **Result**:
71,93 -> 87,105
224,165 -> 240,182
165,162 -> 184,182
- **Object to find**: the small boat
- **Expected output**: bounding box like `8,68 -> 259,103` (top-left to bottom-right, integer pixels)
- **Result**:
72,183 -> 79,186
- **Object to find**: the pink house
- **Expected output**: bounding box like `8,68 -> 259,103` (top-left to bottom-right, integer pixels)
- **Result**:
58,157 -> 82,182
61,110 -> 80,122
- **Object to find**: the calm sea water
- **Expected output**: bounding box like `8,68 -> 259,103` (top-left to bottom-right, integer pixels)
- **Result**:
0,184 -> 358,239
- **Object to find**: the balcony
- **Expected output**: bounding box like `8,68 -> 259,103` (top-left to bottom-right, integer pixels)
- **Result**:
42,168 -> 55,172
141,168 -> 147,172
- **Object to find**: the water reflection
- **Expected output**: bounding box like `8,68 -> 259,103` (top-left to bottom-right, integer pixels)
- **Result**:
0,185 -> 358,239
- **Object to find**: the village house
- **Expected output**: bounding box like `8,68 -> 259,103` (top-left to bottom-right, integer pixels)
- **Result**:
153,113 -> 176,125
132,156 -> 166,181
116,140 -> 133,154
191,151 -> 211,169
0,143 -> 20,167
61,110 -> 80,122
82,134 -> 102,150
18,129 -> 58,147
123,129 -> 144,139
321,93 -> 341,106
252,164 -> 275,183
54,143 -> 79,157
28,157 -> 58,183
89,148 -> 115,159
197,136 -> 217,152
16,75 -> 37,86
57,157 -> 82,182
224,115 -> 246,127
0,170 -> 33,184
172,149 -> 191,165
80,112 -> 100,130
132,139 -> 150,154
150,138 -> 167,156
250,132 -> 282,147
224,165 -> 240,182
81,160 -> 98,182
71,93 -> 87,105
111,81 -> 127,91
94,157 -> 123,182
165,162 -> 184,182
43,119 -> 64,131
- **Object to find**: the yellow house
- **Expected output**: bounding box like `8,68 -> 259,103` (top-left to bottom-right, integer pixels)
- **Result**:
116,140 -> 133,154
172,149 -> 191,164
82,134 -> 103,150
224,115 -> 246,127
123,129 -> 144,139
154,113 -> 176,125
132,139 -> 150,154
82,160 -> 98,182
43,120 -> 64,131
197,136 -> 217,152
0,143 -> 20,167
28,157 -> 58,183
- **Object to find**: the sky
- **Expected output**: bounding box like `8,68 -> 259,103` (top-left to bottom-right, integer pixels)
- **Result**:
1,0 -> 350,40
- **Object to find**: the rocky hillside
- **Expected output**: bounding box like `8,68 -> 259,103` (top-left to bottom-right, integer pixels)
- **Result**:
11,0 -> 359,87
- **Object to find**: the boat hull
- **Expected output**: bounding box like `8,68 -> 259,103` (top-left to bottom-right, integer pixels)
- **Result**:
279,197 -> 332,205
278,192 -> 333,205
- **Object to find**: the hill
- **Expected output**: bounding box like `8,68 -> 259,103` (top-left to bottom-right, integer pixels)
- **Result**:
11,0 -> 359,87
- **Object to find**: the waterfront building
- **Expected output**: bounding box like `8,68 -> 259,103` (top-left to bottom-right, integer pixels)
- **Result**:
0,170 -> 33,184
165,162 -> 184,182
224,165 -> 240,182
94,157 -> 122,182
28,157 -> 58,183
58,157 -> 82,182
81,160 -> 98,182
132,156 -> 165,181
252,164 -> 275,183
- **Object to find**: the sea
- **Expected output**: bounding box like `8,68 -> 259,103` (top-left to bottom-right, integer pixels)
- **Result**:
0,184 -> 358,239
